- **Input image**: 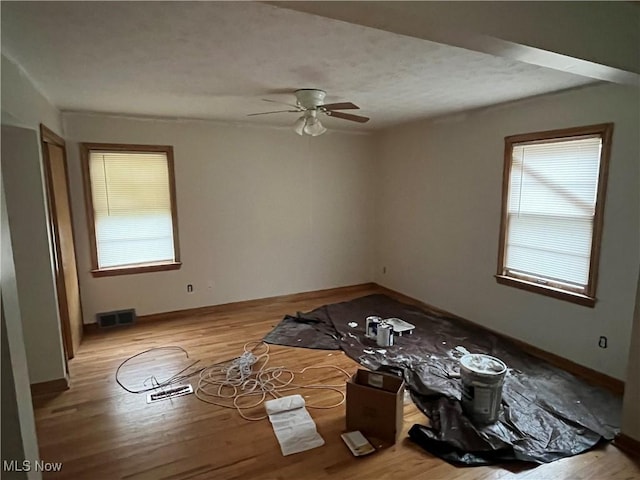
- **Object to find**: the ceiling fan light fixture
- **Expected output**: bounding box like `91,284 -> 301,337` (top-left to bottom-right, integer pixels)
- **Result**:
303,117 -> 327,136
293,109 -> 327,137
293,115 -> 306,135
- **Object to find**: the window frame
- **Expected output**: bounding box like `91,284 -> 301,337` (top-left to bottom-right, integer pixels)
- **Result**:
80,143 -> 181,277
495,123 -> 613,307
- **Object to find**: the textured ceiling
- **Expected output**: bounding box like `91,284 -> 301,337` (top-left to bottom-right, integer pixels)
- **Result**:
1,1 -> 597,131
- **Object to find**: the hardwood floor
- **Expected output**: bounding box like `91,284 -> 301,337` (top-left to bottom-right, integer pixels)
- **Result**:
32,285 -> 640,479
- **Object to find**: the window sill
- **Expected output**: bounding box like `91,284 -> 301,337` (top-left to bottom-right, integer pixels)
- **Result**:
91,262 -> 182,277
495,275 -> 595,308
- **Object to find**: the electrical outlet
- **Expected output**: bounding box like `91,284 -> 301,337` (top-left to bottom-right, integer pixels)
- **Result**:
187,284 -> 193,293
598,336 -> 607,348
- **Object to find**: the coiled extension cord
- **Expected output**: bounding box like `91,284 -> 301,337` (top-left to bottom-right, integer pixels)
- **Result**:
195,341 -> 352,420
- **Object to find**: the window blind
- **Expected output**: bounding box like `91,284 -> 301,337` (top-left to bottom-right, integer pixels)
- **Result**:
88,151 -> 175,269
504,136 -> 602,290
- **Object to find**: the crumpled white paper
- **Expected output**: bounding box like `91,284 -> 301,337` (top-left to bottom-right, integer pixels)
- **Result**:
265,394 -> 325,456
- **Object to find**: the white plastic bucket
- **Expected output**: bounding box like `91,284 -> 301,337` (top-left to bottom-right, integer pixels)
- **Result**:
460,354 -> 507,424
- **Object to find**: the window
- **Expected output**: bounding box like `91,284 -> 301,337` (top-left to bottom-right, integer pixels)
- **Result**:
496,124 -> 613,307
80,143 -> 181,276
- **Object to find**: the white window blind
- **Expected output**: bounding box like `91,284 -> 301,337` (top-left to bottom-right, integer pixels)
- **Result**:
88,151 -> 176,269
504,136 -> 602,291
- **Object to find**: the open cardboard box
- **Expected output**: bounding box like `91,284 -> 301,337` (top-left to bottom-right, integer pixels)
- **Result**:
346,369 -> 405,447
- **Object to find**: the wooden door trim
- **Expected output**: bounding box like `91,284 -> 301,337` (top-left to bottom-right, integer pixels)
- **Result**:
41,124 -> 65,147
40,123 -> 83,360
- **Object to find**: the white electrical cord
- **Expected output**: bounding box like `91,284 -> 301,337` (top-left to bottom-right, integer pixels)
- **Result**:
195,341 -> 352,421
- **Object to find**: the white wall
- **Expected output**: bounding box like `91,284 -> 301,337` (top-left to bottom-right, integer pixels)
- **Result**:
622,273 -> 640,440
1,172 -> 42,480
1,127 -> 67,384
62,113 -> 375,322
375,83 -> 639,380
1,54 -> 67,384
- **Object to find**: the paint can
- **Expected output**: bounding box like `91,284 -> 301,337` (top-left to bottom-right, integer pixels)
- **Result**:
459,354 -> 507,424
376,322 -> 394,347
365,316 -> 381,339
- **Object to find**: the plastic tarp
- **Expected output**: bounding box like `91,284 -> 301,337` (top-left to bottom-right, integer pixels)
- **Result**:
265,294 -> 621,465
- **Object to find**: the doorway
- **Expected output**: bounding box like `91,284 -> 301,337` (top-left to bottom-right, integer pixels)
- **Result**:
40,124 -> 83,359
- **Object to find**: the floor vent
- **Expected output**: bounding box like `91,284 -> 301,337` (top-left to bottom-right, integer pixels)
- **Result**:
146,385 -> 194,404
96,309 -> 136,328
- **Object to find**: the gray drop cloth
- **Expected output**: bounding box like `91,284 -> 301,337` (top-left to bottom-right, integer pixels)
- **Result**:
263,311 -> 340,350
268,294 -> 622,465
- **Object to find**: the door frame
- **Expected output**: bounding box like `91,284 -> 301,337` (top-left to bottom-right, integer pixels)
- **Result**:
40,124 -> 82,360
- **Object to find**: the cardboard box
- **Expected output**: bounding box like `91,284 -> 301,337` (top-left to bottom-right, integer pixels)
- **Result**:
346,369 -> 405,445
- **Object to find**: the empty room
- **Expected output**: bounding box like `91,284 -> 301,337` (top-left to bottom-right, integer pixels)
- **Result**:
1,1 -> 639,479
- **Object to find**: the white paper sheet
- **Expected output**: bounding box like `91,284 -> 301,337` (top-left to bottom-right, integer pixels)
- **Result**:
265,394 -> 325,456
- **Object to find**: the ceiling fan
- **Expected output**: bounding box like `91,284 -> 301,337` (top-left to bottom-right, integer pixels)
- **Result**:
248,89 -> 370,136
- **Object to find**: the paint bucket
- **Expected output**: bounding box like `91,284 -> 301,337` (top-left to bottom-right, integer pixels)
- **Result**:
460,354 -> 507,424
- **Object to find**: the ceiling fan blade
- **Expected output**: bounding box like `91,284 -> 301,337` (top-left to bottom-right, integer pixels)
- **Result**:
320,102 -> 360,111
247,110 -> 300,116
261,98 -> 300,109
326,111 -> 370,123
